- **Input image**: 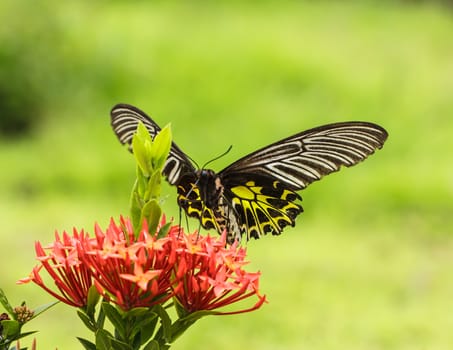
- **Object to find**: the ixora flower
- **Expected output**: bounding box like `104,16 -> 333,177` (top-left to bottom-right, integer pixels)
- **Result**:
14,125 -> 267,348
172,231 -> 266,315
18,216 -> 266,315
17,228 -> 94,308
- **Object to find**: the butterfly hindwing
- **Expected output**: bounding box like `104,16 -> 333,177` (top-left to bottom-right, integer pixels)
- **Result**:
223,175 -> 303,241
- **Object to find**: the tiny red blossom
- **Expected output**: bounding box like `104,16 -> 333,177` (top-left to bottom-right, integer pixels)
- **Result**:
120,264 -> 161,291
74,217 -> 177,310
17,229 -> 93,307
170,231 -> 266,315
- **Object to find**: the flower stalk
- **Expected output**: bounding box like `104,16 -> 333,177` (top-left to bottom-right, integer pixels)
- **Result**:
130,122 -> 172,237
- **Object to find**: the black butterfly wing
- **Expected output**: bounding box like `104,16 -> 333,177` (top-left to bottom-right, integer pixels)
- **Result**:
219,122 -> 388,240
221,122 -> 388,190
110,103 -> 195,185
219,174 -> 303,242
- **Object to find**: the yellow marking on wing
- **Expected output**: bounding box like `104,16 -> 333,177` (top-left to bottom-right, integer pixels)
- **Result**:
230,180 -> 302,239
231,186 -> 256,200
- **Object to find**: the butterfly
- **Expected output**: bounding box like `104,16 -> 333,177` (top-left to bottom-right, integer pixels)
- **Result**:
111,103 -> 388,244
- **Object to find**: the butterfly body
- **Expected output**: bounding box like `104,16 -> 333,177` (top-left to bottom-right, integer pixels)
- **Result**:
111,103 -> 388,243
187,169 -> 223,209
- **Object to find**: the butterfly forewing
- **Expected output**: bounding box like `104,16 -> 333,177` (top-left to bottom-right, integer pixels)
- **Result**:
110,104 -> 195,185
220,122 -> 388,191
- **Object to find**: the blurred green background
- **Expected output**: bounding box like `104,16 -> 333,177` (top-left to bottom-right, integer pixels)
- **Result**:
1,0 -> 453,349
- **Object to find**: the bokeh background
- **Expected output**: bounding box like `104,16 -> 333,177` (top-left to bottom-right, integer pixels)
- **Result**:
1,1 -> 453,349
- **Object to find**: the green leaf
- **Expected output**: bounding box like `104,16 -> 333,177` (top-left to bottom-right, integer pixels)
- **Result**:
173,298 -> 188,319
95,329 -> 113,350
168,309 -> 216,342
141,199 -> 162,236
143,340 -> 160,350
132,122 -> 153,177
96,302 -> 106,329
123,307 -> 154,319
135,120 -> 154,147
86,285 -> 101,318
31,301 -> 58,320
157,222 -> 172,239
130,187 -> 144,237
140,312 -> 159,345
77,337 -> 97,350
169,317 -> 197,342
172,299 -> 215,325
77,310 -> 97,332
135,166 -> 149,199
0,288 -> 14,315
146,170 -> 162,200
121,307 -> 158,345
151,124 -> 172,171
110,338 -> 133,350
154,305 -> 172,343
132,314 -> 158,344
101,303 -> 126,340
1,320 -> 20,338
13,330 -> 37,340
180,309 -> 217,324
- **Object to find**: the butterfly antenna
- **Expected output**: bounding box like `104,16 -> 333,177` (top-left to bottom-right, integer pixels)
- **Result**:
201,145 -> 233,169
185,153 -> 200,169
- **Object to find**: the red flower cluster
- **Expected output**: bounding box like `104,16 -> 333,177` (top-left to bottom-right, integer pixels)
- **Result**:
18,217 -> 266,315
